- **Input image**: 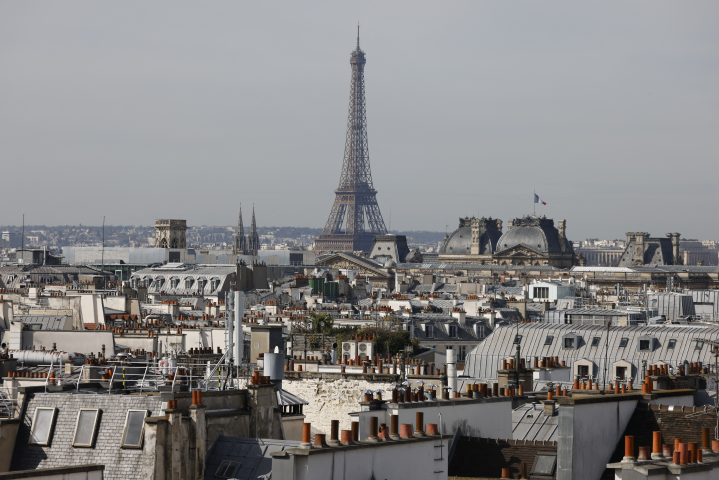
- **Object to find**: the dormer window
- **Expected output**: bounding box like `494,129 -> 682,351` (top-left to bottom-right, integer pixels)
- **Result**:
638,335 -> 654,352
562,333 -> 579,350
425,325 -> 434,338
448,325 -> 457,338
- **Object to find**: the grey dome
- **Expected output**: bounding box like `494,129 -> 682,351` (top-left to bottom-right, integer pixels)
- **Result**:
384,258 -> 396,267
442,217 -> 503,255
443,227 -> 472,254
496,216 -> 573,254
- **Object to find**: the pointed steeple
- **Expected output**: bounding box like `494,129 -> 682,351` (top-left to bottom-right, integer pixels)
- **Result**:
248,204 -> 260,255
234,205 -> 247,255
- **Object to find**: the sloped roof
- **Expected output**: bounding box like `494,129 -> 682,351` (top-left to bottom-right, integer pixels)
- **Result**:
449,436 -> 557,479
204,436 -> 300,480
15,315 -> 67,330
512,402 -> 559,442
465,323 -> 719,381
277,389 -> 309,406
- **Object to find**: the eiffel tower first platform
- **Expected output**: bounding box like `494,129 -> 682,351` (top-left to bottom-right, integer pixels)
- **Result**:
314,30 -> 387,255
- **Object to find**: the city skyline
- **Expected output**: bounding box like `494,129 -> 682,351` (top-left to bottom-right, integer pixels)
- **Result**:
1,2 -> 717,238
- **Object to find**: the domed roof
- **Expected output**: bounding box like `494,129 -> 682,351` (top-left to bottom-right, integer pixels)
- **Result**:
384,258 -> 396,268
495,216 -> 573,254
441,217 -> 503,255
442,226 -> 472,254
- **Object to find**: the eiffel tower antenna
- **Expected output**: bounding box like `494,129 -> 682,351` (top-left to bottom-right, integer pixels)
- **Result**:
315,29 -> 387,254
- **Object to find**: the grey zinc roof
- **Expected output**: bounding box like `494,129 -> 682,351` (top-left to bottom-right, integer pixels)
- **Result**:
15,315 -> 68,330
357,298 -> 374,307
512,402 -> 558,442
397,263 -> 562,272
204,436 -> 300,480
277,389 -> 309,406
443,226 -> 472,254
410,317 -> 487,341
485,285 -> 525,296
494,217 -> 573,255
464,323 -> 719,383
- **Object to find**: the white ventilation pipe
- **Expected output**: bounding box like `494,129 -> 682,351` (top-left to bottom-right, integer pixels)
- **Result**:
446,348 -> 457,394
227,293 -> 234,363
9,350 -> 84,366
234,291 -> 244,364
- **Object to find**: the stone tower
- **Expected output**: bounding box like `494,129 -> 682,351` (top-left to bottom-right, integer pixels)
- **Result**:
247,205 -> 260,255
154,220 -> 187,249
233,205 -> 248,255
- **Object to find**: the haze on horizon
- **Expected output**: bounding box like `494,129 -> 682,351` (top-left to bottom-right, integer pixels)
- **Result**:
1,1 -> 717,240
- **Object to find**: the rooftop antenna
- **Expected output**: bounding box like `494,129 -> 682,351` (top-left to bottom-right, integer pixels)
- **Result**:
357,22 -> 360,48
21,213 -> 25,259
102,216 -> 105,290
389,209 -> 392,234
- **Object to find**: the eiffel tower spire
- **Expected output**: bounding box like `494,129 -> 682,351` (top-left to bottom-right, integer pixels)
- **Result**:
314,31 -> 387,255
247,204 -> 260,255
233,205 -> 247,255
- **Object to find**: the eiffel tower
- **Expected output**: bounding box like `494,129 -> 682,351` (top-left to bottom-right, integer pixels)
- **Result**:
314,29 -> 387,255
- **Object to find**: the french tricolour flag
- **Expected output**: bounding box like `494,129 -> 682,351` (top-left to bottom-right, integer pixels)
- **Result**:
534,194 -> 546,205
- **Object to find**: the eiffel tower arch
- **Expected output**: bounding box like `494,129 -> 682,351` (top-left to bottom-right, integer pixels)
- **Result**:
314,30 -> 387,255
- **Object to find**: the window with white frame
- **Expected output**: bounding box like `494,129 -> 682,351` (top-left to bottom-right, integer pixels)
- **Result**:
533,287 -> 549,299
458,345 -> 467,361
72,409 -> 100,448
121,410 -> 148,448
29,407 -> 57,445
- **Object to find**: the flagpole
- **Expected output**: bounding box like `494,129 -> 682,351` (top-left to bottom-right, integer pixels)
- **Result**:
533,188 -> 536,217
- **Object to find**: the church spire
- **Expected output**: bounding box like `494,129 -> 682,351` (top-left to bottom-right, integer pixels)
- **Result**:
247,204 -> 260,255
233,205 -> 247,255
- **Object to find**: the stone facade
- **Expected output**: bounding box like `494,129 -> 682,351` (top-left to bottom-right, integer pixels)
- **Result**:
154,219 -> 187,249
281,372 -> 397,434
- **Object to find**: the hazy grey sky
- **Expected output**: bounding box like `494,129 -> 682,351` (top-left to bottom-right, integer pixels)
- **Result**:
2,1 -> 718,240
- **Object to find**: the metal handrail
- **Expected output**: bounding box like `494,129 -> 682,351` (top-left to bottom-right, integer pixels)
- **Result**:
201,351 -> 229,390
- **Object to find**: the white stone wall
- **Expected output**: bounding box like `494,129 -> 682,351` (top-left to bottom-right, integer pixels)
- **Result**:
74,249 -> 130,264
281,374 -> 396,434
